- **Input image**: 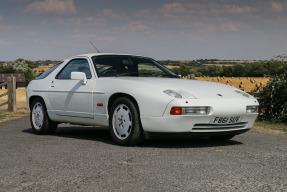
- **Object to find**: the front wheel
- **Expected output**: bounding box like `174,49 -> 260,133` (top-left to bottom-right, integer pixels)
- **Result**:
30,98 -> 58,135
109,97 -> 143,146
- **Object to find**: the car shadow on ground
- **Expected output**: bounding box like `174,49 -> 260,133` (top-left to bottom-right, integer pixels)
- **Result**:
22,125 -> 243,148
22,125 -> 115,145
142,138 -> 242,149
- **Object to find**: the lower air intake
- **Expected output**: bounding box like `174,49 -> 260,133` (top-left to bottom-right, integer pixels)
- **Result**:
192,122 -> 248,131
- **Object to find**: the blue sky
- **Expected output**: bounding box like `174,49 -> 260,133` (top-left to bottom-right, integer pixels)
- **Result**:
0,0 -> 287,61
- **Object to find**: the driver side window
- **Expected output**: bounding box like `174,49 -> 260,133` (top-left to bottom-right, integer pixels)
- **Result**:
57,59 -> 92,79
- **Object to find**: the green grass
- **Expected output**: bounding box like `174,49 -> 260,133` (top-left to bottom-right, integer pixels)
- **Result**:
0,114 -> 8,120
0,113 -> 15,121
0,114 -> 16,120
0,107 -> 29,122
254,121 -> 287,133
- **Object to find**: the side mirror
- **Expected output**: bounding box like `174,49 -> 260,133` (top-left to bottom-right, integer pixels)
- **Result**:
71,72 -> 87,85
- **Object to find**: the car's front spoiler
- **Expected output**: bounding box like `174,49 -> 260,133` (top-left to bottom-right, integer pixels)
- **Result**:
144,128 -> 250,140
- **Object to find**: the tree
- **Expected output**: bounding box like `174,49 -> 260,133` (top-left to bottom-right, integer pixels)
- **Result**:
232,64 -> 247,77
206,65 -> 222,77
253,72 -> 287,123
2,58 -> 35,84
245,63 -> 268,77
221,66 -> 234,77
252,54 -> 287,123
171,64 -> 191,76
198,67 -> 209,76
265,54 -> 287,76
189,68 -> 202,77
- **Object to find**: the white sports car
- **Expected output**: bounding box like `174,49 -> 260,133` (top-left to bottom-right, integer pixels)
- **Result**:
26,53 -> 259,145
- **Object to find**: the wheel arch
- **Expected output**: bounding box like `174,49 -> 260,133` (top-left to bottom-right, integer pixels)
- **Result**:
108,93 -> 141,116
29,95 -> 46,111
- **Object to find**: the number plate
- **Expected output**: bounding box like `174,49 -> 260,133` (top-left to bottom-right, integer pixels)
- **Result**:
210,116 -> 241,124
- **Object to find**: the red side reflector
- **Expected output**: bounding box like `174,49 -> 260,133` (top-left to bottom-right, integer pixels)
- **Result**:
97,103 -> 103,106
170,107 -> 182,115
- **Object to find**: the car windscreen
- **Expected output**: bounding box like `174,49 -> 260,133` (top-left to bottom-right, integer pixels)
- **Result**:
92,55 -> 179,78
36,62 -> 62,79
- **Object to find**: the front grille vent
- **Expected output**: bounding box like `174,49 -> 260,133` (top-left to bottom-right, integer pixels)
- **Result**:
192,122 -> 248,131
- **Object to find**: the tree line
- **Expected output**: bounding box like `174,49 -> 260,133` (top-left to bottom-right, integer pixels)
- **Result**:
162,56 -> 286,77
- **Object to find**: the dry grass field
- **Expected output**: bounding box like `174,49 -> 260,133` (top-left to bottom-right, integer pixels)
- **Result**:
202,64 -> 233,66
165,66 -> 179,69
195,77 -> 270,92
34,63 -> 55,73
0,89 -> 27,102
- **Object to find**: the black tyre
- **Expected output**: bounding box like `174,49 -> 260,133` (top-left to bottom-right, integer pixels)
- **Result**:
109,97 -> 143,146
30,98 -> 58,135
209,134 -> 235,141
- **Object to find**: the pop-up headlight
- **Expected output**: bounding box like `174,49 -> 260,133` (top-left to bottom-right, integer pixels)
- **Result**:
163,89 -> 196,99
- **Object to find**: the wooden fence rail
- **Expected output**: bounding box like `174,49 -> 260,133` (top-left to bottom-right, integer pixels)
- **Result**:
0,77 -> 16,112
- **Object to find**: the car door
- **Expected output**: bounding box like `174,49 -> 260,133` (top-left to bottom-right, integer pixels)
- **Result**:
47,58 -> 95,119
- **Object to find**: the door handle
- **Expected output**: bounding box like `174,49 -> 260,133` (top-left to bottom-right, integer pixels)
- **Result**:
50,81 -> 55,88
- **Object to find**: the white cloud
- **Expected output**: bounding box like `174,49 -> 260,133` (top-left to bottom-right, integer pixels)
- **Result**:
0,15 -> 3,21
271,2 -> 283,12
222,5 -> 251,14
125,21 -> 149,32
70,33 -> 118,42
9,0 -> 31,2
0,24 -> 14,31
139,2 -> 252,20
0,39 -> 15,46
25,0 -> 76,15
100,9 -> 120,20
136,2 -> 253,33
160,3 -> 187,16
221,20 -> 238,31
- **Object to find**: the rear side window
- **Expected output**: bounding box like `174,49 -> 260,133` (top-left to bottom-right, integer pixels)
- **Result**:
36,62 -> 62,79
56,59 -> 92,79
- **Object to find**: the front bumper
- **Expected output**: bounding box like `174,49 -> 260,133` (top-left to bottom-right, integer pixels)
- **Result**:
140,98 -> 258,133
140,114 -> 257,133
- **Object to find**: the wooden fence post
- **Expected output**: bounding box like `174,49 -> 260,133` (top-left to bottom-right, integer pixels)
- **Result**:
7,77 -> 16,112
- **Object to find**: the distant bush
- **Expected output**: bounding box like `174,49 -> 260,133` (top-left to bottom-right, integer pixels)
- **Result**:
1,58 -> 35,84
252,55 -> 287,123
253,71 -> 287,123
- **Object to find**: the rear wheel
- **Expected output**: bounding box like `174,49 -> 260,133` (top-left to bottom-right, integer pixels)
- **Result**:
209,135 -> 235,141
30,98 -> 58,135
109,97 -> 143,146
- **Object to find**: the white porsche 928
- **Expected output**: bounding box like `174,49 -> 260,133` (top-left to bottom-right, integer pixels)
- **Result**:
26,53 -> 259,145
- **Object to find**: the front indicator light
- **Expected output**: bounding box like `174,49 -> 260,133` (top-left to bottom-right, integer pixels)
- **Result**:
170,107 -> 183,115
246,106 -> 259,113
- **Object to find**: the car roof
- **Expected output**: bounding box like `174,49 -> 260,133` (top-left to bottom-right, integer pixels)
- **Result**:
73,53 -> 144,58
